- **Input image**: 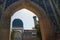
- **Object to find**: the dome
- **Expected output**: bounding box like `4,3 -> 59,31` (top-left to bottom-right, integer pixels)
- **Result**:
12,19 -> 23,27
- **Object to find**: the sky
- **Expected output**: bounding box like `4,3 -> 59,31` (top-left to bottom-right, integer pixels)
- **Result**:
11,8 -> 38,30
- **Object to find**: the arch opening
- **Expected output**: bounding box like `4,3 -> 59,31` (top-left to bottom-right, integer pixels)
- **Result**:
11,8 -> 39,30
11,8 -> 41,40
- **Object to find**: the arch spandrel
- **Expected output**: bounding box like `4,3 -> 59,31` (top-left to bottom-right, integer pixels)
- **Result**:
0,0 -> 56,40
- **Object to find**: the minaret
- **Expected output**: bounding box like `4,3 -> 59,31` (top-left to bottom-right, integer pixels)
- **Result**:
33,16 -> 38,26
33,16 -> 39,29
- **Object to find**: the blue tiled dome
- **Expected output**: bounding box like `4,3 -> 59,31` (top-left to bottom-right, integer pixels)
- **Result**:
12,19 -> 23,27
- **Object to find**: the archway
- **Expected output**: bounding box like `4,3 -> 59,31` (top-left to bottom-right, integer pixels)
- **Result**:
0,0 -> 55,40
11,8 -> 40,40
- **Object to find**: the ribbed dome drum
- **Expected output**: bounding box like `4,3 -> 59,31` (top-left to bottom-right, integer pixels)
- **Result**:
12,19 -> 23,28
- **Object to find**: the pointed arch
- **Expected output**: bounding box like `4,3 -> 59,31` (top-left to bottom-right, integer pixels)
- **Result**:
0,0 -> 55,40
